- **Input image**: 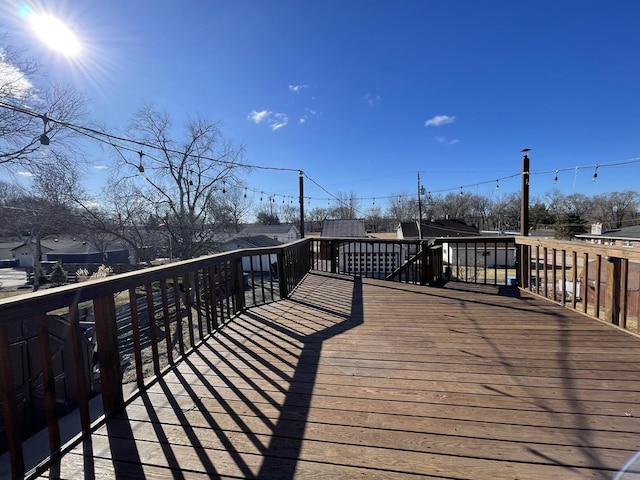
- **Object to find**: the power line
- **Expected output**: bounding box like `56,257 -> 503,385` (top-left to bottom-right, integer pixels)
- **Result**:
2,99 -> 639,208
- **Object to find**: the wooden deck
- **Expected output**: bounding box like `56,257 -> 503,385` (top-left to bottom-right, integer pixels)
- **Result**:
34,272 -> 640,479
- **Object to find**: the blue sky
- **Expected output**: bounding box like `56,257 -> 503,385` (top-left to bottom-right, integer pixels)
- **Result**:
3,0 -> 639,212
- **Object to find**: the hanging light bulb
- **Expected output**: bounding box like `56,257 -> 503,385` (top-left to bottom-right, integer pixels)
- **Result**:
592,164 -> 599,182
554,170 -> 559,184
372,197 -> 376,206
137,151 -> 145,173
244,187 -> 247,199
260,191 -> 263,202
459,187 -> 463,197
39,114 -> 50,145
428,192 -> 432,201
222,180 -> 226,193
495,180 -> 499,190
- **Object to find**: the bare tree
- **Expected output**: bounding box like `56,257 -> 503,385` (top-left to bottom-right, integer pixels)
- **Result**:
330,191 -> 359,220
207,184 -> 253,233
0,34 -> 85,171
387,191 -> 417,224
592,191 -> 639,228
104,104 -> 246,260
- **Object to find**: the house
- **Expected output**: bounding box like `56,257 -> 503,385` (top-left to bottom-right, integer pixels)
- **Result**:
397,219 -> 481,240
0,241 -> 22,266
240,224 -> 300,244
576,223 -> 640,248
320,219 -> 367,237
44,242 -> 130,265
222,235 -> 281,272
397,220 -> 516,268
11,241 -> 55,268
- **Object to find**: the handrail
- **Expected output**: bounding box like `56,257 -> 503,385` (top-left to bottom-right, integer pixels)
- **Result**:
515,237 -> 640,331
0,239 -> 311,479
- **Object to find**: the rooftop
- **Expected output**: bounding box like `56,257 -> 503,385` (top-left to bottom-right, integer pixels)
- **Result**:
19,272 -> 640,479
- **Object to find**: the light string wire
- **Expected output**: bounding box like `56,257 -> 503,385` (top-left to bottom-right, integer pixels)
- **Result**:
1,99 -> 639,208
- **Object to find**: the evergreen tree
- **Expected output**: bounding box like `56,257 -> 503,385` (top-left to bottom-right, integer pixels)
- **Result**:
49,260 -> 68,286
553,213 -> 587,240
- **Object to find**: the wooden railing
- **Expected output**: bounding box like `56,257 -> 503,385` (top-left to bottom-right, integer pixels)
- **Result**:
515,237 -> 640,332
0,240 -> 310,479
431,236 -> 518,286
4,234 -> 637,478
309,238 -> 444,285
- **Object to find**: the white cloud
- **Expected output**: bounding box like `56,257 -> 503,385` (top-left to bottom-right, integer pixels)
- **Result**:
434,136 -> 459,145
248,110 -> 269,124
425,114 -> 456,127
94,165 -> 109,170
298,117 -> 306,124
270,113 -> 288,130
364,93 -> 381,106
248,110 -> 288,130
0,58 -> 34,99
289,84 -> 308,94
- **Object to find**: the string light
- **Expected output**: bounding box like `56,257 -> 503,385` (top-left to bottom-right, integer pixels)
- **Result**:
4,101 -> 640,210
137,151 -> 145,173
39,114 -> 50,146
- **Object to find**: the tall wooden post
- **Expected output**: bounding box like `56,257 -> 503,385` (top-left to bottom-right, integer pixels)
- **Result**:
299,171 -> 305,238
521,149 -> 530,236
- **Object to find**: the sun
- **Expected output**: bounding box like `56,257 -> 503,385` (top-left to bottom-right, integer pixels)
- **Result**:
29,13 -> 81,57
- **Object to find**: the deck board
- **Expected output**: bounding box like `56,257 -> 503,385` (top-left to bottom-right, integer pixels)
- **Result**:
36,272 -> 640,479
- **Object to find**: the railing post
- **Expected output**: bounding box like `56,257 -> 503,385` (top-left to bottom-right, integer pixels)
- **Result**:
420,243 -> 428,286
605,256 -> 621,325
234,257 -> 246,312
0,323 -> 25,479
278,250 -> 288,298
330,240 -> 338,274
93,294 -> 123,413
36,314 -> 61,454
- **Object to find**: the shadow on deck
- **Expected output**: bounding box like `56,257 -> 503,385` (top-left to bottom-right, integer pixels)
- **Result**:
22,272 -> 640,479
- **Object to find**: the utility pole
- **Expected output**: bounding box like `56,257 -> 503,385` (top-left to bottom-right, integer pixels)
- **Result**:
299,170 -> 305,238
521,149 -> 530,236
417,172 -> 423,239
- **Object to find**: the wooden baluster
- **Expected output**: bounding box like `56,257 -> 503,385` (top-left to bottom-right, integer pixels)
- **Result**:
594,255 -> 602,318
160,280 -> 174,365
0,323 -> 25,479
36,314 -> 61,454
93,294 -> 123,414
128,287 -> 144,389
605,257 -> 621,325
172,275 -> 185,356
145,284 -> 160,375
69,304 -> 91,431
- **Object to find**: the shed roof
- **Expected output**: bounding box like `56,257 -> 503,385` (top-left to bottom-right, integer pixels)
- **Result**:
224,235 -> 283,250
577,224 -> 640,240
241,224 -> 299,236
320,219 -> 367,238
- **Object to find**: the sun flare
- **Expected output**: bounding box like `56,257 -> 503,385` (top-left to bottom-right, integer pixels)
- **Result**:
29,13 -> 81,56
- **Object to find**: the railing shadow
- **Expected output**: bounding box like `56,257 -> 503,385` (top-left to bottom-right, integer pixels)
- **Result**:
180,274 -> 363,479
257,275 -> 363,478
